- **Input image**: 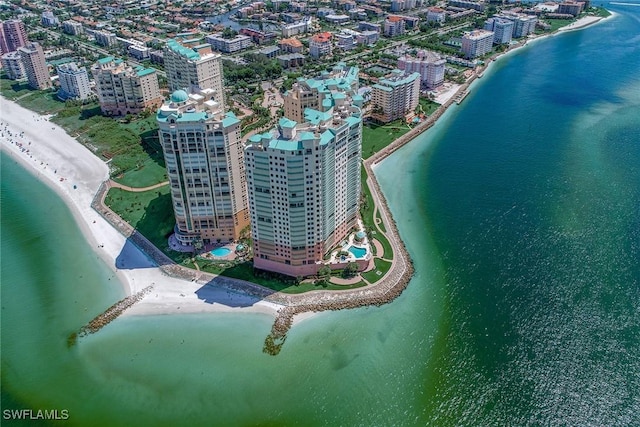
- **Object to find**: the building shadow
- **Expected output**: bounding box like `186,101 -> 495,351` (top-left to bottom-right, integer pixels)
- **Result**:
115,237 -> 158,269
195,276 -> 275,307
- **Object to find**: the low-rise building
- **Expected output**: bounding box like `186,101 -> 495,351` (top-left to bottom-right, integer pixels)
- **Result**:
426,7 -> 447,24
206,33 -> 253,53
277,53 -> 305,68
384,15 -> 405,37
357,30 -> 379,45
336,33 -> 357,50
279,37 -> 304,53
448,0 -> 485,12
94,30 -> 118,48
309,32 -> 332,59
128,44 -> 151,60
41,11 -> 59,27
62,20 -> 84,36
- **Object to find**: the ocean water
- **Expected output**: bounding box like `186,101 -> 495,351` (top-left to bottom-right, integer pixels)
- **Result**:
2,4 -> 639,426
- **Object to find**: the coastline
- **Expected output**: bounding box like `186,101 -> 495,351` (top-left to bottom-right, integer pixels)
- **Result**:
0,96 -> 283,321
0,11 -> 613,331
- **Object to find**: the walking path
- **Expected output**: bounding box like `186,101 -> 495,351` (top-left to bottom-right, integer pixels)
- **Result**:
108,179 -> 169,192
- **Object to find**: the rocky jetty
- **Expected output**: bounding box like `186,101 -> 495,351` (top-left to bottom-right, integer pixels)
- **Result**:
68,285 -> 154,346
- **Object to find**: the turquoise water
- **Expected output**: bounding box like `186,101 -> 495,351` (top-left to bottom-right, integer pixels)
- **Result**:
210,247 -> 232,257
347,245 -> 367,258
2,4 -> 639,425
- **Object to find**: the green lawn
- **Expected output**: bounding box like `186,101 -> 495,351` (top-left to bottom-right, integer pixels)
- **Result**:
418,98 -> 440,117
360,168 -> 393,260
546,19 -> 575,32
0,77 -> 34,99
115,159 -> 167,188
361,258 -> 392,284
361,119 -> 411,159
104,186 -> 175,252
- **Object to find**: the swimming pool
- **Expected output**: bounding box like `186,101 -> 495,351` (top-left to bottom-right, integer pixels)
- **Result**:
210,247 -> 232,257
348,246 -> 367,259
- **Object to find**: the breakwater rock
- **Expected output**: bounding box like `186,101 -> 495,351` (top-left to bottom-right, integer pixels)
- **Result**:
68,285 -> 153,346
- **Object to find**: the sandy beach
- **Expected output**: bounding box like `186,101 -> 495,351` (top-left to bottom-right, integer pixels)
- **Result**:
0,96 -> 282,320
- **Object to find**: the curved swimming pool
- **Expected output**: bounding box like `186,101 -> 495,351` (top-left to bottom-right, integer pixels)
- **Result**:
210,247 -> 232,257
348,246 -> 367,259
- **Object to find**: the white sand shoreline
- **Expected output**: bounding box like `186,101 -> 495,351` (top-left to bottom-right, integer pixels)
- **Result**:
0,96 -> 285,322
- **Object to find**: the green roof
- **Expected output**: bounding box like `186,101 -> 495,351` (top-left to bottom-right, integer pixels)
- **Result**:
268,139 -> 302,151
167,39 -> 201,61
171,90 -> 189,103
98,56 -> 114,64
222,112 -> 240,127
279,117 -> 297,128
137,68 -> 156,77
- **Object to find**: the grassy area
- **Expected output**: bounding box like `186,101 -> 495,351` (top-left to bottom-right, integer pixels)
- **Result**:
115,159 -> 168,188
594,7 -> 611,18
0,78 -> 34,99
104,187 -> 175,253
361,258 -> 392,284
361,119 -> 411,159
546,19 -> 575,32
418,98 -> 440,117
360,168 -> 393,260
1,76 -> 164,180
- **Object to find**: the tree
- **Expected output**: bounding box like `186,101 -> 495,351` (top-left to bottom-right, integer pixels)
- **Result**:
221,27 -> 238,39
343,262 -> 359,278
318,266 -> 332,280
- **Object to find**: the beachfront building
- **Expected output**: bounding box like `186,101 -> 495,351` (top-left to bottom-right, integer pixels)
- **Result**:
371,70 -> 420,123
397,50 -> 446,89
384,15 -> 406,37
164,37 -> 225,107
1,20 -> 28,54
558,1 -> 585,16
18,42 -> 52,90
92,57 -> 162,116
283,63 -> 360,124
497,12 -> 537,38
56,62 -> 92,101
245,67 -> 364,277
309,32 -> 333,59
484,17 -> 514,44
461,29 -> 494,59
157,89 -> 249,246
1,51 -> 25,79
